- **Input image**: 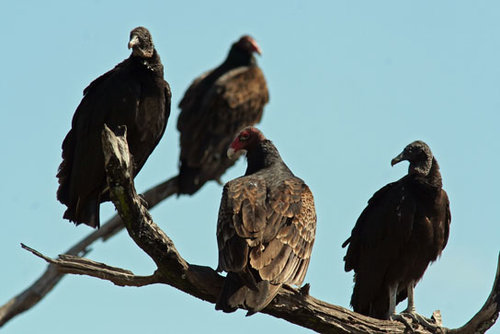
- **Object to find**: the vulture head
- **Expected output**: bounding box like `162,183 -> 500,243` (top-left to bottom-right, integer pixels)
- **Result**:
128,27 -> 154,58
227,126 -> 266,160
234,35 -> 262,55
391,140 -> 433,176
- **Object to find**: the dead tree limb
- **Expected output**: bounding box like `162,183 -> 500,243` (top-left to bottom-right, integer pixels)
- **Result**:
21,244 -> 163,287
19,241 -> 500,334
448,253 -> 500,334
0,172 -> 178,327
4,125 -> 500,333
72,124 -> 497,334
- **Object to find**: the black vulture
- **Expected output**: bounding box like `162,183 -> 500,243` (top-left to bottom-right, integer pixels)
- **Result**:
57,27 -> 171,228
177,35 -> 269,195
343,140 -> 451,321
216,127 -> 316,315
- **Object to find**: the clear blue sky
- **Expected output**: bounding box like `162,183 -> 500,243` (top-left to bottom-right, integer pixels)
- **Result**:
1,1 -> 499,333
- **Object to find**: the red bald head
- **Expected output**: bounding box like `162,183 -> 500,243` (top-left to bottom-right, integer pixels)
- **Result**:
235,35 -> 262,55
227,127 -> 266,159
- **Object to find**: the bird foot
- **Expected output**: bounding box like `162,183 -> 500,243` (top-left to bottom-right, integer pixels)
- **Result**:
390,313 -> 414,331
392,310 -> 440,332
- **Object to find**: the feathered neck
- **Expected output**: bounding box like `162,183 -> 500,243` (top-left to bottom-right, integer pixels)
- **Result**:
224,45 -> 257,68
131,49 -> 164,76
245,140 -> 285,175
413,157 -> 442,189
427,157 -> 443,188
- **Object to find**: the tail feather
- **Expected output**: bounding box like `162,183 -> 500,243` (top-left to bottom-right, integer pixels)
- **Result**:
351,276 -> 389,319
351,280 -> 407,320
215,273 -> 244,313
62,196 -> 100,228
215,272 -> 281,315
57,129 -> 100,228
178,163 -> 206,195
57,126 -> 78,202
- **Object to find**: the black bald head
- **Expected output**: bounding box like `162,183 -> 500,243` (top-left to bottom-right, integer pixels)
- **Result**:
128,27 -> 154,58
391,140 -> 433,176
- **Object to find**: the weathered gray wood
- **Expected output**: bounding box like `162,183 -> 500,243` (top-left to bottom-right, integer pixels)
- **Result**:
3,125 -> 499,333
448,253 -> 500,334
102,125 -> 500,333
0,173 -> 178,327
21,244 -> 162,287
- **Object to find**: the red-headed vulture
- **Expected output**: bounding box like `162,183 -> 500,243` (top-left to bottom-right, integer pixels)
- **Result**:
216,127 -> 316,315
177,35 -> 269,195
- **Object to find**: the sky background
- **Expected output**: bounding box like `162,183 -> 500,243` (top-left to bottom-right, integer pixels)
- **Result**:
1,1 -> 499,333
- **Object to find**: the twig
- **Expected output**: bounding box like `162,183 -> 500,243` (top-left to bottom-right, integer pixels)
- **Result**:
3,125 -> 499,333
100,125 -> 500,334
21,244 -> 163,287
0,175 -> 178,327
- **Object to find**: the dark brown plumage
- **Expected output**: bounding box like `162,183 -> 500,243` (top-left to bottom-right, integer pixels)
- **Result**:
57,27 -> 171,228
216,127 -> 316,315
342,141 -> 451,320
177,35 -> 269,195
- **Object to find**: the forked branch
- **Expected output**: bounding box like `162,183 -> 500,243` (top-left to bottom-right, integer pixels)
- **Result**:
0,170 -> 178,326
3,125 -> 500,333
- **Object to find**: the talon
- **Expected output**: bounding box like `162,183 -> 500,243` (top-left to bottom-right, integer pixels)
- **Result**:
390,313 -> 414,330
397,310 -> 439,331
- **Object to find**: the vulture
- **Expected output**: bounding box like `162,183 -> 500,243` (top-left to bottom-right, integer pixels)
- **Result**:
176,35 -> 269,195
342,140 -> 451,321
216,127 -> 316,314
57,27 -> 171,228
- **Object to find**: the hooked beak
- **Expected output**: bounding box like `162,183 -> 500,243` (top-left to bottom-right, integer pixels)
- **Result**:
391,152 -> 405,166
253,44 -> 262,55
249,39 -> 262,55
128,35 -> 139,49
227,147 -> 245,160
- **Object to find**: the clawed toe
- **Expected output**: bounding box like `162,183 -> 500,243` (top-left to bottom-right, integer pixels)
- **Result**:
390,313 -> 414,330
393,310 -> 439,332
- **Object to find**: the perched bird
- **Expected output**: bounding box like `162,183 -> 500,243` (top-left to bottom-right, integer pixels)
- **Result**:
216,127 -> 316,314
342,141 -> 451,321
177,35 -> 269,195
57,27 -> 171,228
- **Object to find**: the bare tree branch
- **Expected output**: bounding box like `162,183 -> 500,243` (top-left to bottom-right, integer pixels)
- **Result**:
0,173 -> 178,327
21,244 -> 163,287
448,252 -> 500,334
98,124 -> 500,333
19,240 -> 500,334
3,125 -> 499,333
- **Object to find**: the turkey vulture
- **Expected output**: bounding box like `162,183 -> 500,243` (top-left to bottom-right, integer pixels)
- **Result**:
216,127 -> 316,314
342,140 -> 451,320
176,35 -> 269,195
57,27 -> 171,228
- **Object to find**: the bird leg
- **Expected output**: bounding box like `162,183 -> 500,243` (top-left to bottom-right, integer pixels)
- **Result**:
389,283 -> 415,330
403,281 -> 416,314
388,283 -> 398,317
399,282 -> 439,331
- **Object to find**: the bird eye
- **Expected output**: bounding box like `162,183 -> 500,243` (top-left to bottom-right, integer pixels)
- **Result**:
239,134 -> 249,141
